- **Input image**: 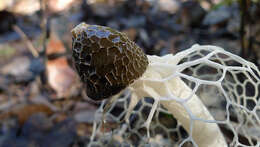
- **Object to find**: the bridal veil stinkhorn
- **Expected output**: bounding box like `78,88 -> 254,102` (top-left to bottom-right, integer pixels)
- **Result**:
71,23 -> 148,100
71,23 -> 227,147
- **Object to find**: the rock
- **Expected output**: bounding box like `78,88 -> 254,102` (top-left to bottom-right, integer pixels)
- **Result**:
211,39 -> 240,55
0,74 -> 10,92
1,57 -> 30,76
120,16 -> 146,28
10,0 -> 40,15
203,6 -> 231,26
47,0 -> 76,13
1,56 -> 44,83
88,2 -> 117,17
227,4 -> 241,33
40,119 -> 77,147
178,1 -> 206,27
1,0 -> 77,15
1,57 -> 32,83
158,0 -> 180,14
29,58 -> 45,77
139,28 -> 150,47
21,113 -> 53,137
0,0 -> 14,11
0,114 -> 77,147
74,110 -> 96,123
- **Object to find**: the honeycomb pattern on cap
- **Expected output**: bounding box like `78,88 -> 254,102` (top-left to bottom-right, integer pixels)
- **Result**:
72,23 -> 148,100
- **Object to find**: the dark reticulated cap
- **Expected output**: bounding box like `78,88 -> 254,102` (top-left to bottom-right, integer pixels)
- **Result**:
72,23 -> 149,101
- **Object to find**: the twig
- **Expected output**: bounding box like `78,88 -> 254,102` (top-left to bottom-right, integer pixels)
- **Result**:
39,0 -> 50,56
239,0 -> 251,58
12,25 -> 39,57
39,0 -> 51,85
239,0 -> 246,58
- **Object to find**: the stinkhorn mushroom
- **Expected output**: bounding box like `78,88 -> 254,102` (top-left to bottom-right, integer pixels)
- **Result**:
71,23 -> 227,147
71,23 -> 148,100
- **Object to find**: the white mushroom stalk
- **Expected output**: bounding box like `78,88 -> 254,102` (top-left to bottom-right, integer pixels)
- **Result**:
127,45 -> 228,147
71,23 -> 260,147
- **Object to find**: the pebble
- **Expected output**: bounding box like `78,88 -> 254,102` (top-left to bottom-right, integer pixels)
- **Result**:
1,56 -> 44,83
203,6 -> 231,26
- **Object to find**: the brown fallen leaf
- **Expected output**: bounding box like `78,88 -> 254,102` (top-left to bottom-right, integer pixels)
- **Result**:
76,123 -> 93,137
46,33 -> 80,99
0,103 -> 54,125
123,27 -> 137,41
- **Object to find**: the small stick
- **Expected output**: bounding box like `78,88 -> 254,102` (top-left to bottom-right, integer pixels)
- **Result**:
12,25 -> 39,58
39,0 -> 50,85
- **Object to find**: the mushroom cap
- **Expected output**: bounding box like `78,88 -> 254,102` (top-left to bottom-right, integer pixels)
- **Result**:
72,23 -> 149,100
